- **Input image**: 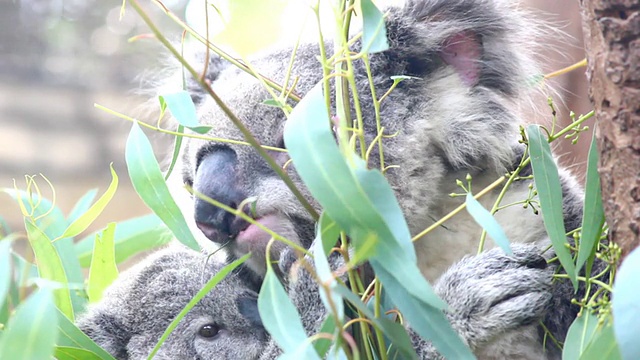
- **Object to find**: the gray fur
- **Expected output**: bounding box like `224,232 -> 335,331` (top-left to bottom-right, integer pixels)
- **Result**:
155,0 -> 588,358
76,245 -> 267,360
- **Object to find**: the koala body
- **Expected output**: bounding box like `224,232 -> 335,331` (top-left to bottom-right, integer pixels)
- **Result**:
159,0 -> 586,358
78,244 -> 555,359
76,246 -> 267,360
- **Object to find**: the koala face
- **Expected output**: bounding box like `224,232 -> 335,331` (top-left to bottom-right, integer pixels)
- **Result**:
77,246 -> 267,360
175,0 -> 542,280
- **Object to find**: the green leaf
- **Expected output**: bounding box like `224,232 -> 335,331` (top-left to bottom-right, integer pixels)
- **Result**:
313,214 -> 344,321
612,246 -> 640,360
0,216 -> 11,237
24,219 -> 75,321
360,0 -> 389,53
160,91 -> 212,134
526,125 -> 577,289
87,223 -> 119,303
0,288 -> 59,359
284,83 -> 473,359
319,213 -> 340,256
55,308 -> 116,360
0,239 -> 12,308
580,318 -> 622,360
147,253 -> 250,360
3,189 -> 85,314
262,99 -> 281,108
465,192 -> 512,254
314,315 -> 337,357
67,189 -> 98,224
563,311 -> 599,360
576,132 -> 605,273
54,346 -> 104,360
75,214 -> 170,267
164,124 -> 185,181
126,122 -> 200,251
9,251 -> 38,286
58,164 -> 118,240
258,266 -> 320,359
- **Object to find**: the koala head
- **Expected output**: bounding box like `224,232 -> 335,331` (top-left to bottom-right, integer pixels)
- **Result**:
171,0 -> 542,281
77,246 -> 267,360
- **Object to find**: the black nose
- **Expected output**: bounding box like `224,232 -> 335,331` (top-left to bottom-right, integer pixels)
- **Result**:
193,147 -> 248,242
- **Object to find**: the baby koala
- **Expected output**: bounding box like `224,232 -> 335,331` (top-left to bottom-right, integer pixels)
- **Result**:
76,245 -> 267,360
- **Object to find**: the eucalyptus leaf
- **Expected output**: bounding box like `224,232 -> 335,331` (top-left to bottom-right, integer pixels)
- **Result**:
0,239 -> 12,308
258,267 -> 320,359
612,246 -> 640,360
3,189 -> 85,313
563,311 -> 599,360
58,164 -> 118,240
360,0 -> 389,53
314,315 -> 337,358
526,125 -> 577,289
576,132 -> 604,273
54,346 -> 104,360
160,91 -> 212,134
24,219 -> 75,321
87,222 -> 119,303
580,318 -> 622,360
313,213 -> 344,321
67,189 -> 99,224
55,308 -> 116,360
465,192 -> 512,254
75,214 -> 170,267
164,124 -> 185,181
126,122 -> 200,251
0,288 -> 59,359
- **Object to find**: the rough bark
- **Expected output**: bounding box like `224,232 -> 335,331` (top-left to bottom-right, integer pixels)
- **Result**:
580,0 -> 640,259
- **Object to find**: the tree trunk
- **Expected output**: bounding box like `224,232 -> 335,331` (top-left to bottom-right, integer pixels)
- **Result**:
579,0 -> 640,259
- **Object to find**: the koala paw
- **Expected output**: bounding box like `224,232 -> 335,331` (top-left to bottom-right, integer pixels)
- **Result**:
435,244 -> 553,350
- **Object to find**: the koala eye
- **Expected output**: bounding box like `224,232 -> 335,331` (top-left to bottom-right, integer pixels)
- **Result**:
198,323 -> 220,339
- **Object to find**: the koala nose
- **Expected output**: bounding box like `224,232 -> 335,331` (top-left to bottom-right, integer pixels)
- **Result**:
193,147 -> 247,242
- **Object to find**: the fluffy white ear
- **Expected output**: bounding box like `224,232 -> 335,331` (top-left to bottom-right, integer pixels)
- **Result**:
440,31 -> 482,86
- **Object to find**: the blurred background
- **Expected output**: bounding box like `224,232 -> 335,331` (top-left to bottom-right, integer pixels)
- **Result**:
0,0 -> 592,236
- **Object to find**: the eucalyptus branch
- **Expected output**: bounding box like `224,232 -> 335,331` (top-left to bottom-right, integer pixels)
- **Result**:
94,103 -> 286,152
412,176 -> 507,242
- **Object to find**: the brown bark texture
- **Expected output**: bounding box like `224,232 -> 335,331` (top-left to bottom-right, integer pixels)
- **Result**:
580,0 -> 640,259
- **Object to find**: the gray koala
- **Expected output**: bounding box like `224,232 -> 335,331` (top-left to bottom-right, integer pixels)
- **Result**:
76,245 -> 267,360
77,244 -> 553,359
159,0 -> 588,358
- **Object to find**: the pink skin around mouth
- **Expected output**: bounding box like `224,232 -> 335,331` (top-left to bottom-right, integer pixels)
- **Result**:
236,214 -> 283,246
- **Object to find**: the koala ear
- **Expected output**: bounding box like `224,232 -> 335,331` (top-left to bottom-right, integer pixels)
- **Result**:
439,31 -> 482,87
77,310 -> 131,359
236,296 -> 263,328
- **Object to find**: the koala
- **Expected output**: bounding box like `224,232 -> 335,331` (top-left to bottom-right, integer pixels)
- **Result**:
77,244 -> 553,359
160,0 -> 589,358
76,245 -> 267,360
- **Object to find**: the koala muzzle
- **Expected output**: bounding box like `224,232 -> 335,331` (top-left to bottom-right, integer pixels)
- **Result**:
193,147 -> 249,242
